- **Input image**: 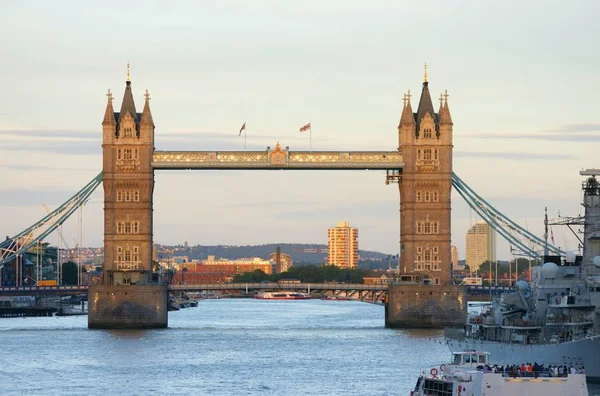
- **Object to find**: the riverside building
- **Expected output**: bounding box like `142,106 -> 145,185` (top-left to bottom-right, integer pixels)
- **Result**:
327,221 -> 359,269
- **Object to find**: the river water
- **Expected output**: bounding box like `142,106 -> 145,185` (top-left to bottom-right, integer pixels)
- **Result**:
0,299 -> 598,395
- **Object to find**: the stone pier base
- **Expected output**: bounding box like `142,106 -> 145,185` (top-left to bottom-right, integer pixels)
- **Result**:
88,284 -> 168,329
385,284 -> 466,328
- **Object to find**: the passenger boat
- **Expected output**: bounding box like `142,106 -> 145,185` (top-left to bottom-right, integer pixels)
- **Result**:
321,295 -> 350,301
254,292 -> 310,300
410,351 -> 588,396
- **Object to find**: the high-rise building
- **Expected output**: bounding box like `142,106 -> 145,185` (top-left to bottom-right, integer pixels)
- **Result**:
465,222 -> 496,272
451,245 -> 459,267
327,221 -> 359,269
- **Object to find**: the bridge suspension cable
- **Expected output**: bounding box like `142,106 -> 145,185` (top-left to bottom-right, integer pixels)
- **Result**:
452,172 -> 565,260
0,172 -> 103,268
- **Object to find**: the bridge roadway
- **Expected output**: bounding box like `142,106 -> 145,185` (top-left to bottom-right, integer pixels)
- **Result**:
0,283 -> 388,302
171,282 -> 388,303
0,284 -> 503,301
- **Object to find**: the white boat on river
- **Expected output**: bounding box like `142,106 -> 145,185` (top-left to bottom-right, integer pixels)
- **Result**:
410,351 -> 588,396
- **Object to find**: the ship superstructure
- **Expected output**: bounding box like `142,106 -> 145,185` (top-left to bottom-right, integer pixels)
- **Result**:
446,169 -> 600,382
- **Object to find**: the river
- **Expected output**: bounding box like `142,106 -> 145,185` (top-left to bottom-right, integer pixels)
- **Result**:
0,299 -> 598,395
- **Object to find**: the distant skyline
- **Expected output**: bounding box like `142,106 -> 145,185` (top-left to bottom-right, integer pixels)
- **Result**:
1,1 -> 599,259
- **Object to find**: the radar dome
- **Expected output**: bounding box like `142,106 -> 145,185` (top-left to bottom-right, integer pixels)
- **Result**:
516,280 -> 530,292
542,262 -> 559,279
566,251 -> 576,264
594,256 -> 600,267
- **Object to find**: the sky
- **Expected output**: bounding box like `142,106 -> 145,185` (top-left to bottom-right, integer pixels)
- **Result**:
0,1 -> 599,260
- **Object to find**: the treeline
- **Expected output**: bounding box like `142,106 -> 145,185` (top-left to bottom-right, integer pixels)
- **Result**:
471,258 -> 539,279
232,265 -> 367,284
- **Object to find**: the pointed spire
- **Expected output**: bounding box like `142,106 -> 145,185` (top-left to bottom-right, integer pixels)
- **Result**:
439,89 -> 453,125
399,90 -> 415,127
119,62 -> 137,123
141,89 -> 154,126
415,76 -> 436,131
102,89 -> 116,125
424,62 -> 428,83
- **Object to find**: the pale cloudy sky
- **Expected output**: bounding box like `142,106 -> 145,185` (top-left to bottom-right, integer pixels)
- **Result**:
0,1 -> 598,259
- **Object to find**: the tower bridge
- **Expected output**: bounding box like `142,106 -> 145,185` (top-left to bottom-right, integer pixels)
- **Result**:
0,66 -> 566,329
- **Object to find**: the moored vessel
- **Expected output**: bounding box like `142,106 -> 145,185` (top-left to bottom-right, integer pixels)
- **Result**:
254,292 -> 310,300
446,169 -> 600,382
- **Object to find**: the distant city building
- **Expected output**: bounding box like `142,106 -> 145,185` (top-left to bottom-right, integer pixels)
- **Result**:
327,221 -> 359,269
183,255 -> 272,275
363,272 -> 392,285
172,256 -> 189,264
466,221 -> 496,272
184,241 -> 189,248
269,247 -> 293,273
451,245 -> 459,267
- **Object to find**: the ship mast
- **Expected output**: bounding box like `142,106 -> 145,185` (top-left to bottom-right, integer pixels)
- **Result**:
544,207 -> 549,257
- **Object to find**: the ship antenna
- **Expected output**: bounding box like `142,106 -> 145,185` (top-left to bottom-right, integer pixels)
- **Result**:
544,207 -> 549,257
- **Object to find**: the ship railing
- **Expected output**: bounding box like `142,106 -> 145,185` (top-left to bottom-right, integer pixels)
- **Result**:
500,370 -> 570,379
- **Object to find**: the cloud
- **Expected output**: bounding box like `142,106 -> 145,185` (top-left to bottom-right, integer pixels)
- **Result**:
458,123 -> 600,142
454,151 -> 577,160
551,124 -> 600,133
0,163 -> 98,172
0,129 -> 96,140
0,141 -> 101,155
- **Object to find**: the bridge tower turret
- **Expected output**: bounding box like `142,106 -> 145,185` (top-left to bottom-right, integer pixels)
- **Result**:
398,68 -> 453,285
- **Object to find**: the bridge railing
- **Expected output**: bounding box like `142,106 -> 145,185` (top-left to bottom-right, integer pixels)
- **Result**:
168,282 -> 388,291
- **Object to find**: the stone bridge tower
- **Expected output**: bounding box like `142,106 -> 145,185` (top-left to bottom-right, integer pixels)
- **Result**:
89,67 -> 167,329
101,70 -> 154,286
398,69 -> 453,285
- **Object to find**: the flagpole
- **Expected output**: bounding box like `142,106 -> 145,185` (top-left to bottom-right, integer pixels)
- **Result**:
245,126 -> 247,152
310,120 -> 312,153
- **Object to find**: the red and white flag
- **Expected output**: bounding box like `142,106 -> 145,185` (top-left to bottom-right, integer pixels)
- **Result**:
238,122 -> 246,136
299,122 -> 311,132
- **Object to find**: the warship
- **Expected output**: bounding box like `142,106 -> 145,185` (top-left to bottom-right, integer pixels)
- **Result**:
446,169 -> 600,382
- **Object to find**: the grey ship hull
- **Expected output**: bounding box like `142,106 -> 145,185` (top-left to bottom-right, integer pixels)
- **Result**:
447,336 -> 600,382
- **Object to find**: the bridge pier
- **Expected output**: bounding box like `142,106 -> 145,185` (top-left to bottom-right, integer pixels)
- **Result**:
88,284 -> 168,329
385,284 -> 466,328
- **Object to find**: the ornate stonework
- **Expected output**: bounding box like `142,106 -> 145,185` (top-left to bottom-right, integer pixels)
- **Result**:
152,149 -> 403,169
